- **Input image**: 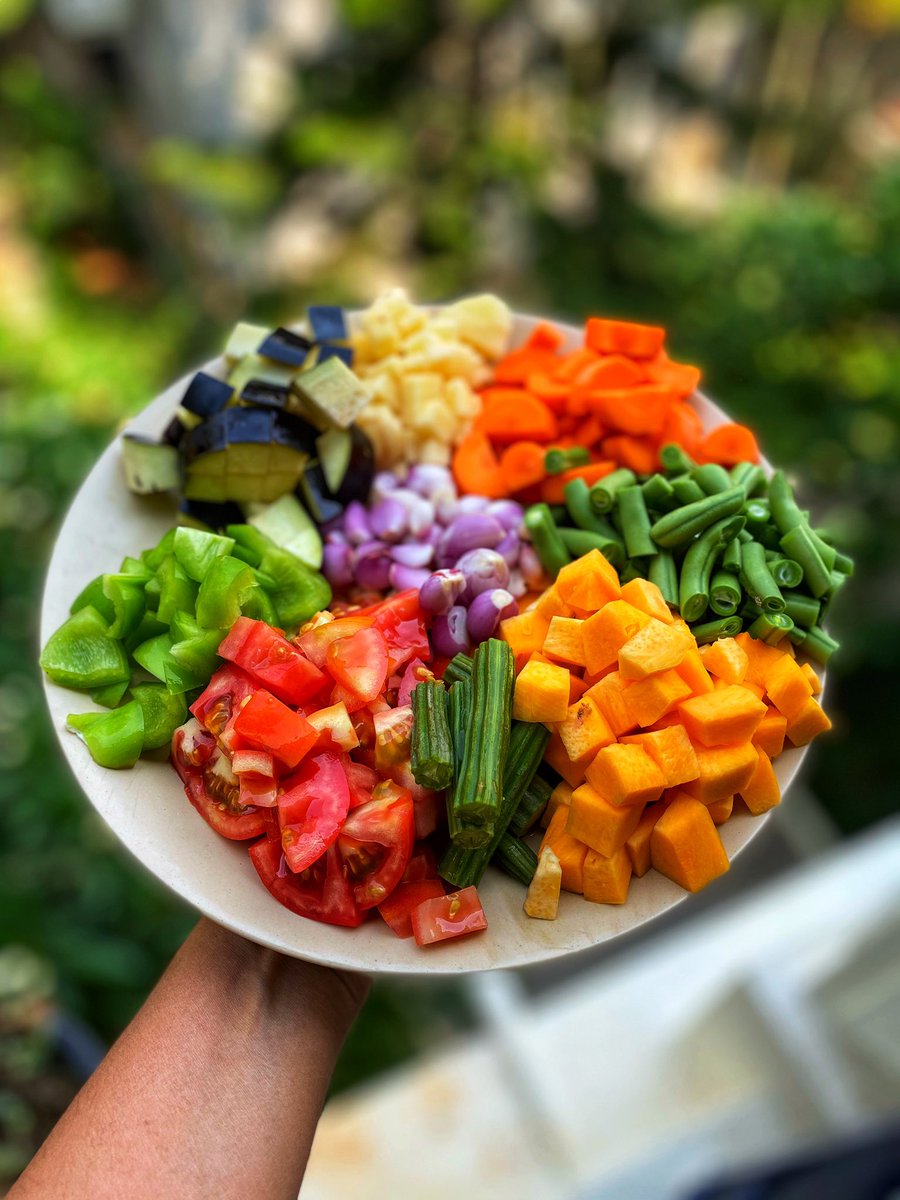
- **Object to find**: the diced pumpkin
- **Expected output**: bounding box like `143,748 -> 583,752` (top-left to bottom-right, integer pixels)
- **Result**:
618,618 -> 693,681
523,847 -> 563,920
584,743 -> 666,807
620,725 -> 700,788
513,659 -> 571,723
583,845 -> 632,905
500,609 -> 551,668
651,796 -> 730,892
765,656 -> 814,722
706,795 -> 734,825
622,669 -> 692,729
619,578 -> 674,624
540,780 -> 573,829
800,662 -> 823,696
625,804 -> 666,876
585,671 -> 637,737
677,685 -> 767,748
540,805 -> 588,893
568,674 -> 589,703
544,730 -> 587,788
702,637 -> 749,685
542,616 -> 587,669
785,697 -> 832,747
739,679 -> 766,700
555,549 -> 621,612
558,695 -> 615,763
735,632 -> 786,689
676,647 -> 715,695
566,782 -> 645,857
752,709 -> 787,759
582,600 -> 651,675
681,742 -> 759,805
738,750 -> 781,815
534,583 -> 574,620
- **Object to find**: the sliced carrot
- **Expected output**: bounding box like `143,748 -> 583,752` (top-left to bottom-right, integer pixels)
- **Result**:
585,318 -> 666,360
601,435 -> 658,475
659,401 -> 704,459
499,441 -> 547,493
576,355 -> 647,389
523,322 -> 565,352
452,430 -> 506,498
590,386 -> 674,437
492,348 -> 560,385
646,353 -> 701,397
552,348 -> 597,382
527,372 -> 571,413
573,415 -> 604,447
540,460 -> 616,505
479,391 -> 558,444
699,423 -> 760,466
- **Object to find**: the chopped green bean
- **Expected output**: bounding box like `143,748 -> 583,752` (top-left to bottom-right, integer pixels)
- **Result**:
678,514 -> 743,622
590,468 -> 636,514
747,611 -> 794,644
709,570 -> 741,616
692,615 -> 743,643
832,550 -> 854,577
671,477 -> 706,505
779,524 -> 831,598
782,592 -> 821,628
523,504 -> 572,577
649,487 -> 745,549
548,505 -> 569,526
563,478 -> 622,538
795,624 -> 839,664
723,537 -> 743,573
691,463 -> 732,495
648,550 -> 678,607
558,526 -> 625,567
641,473 -> 676,510
769,471 -> 836,569
731,462 -> 766,497
740,541 -> 785,613
545,446 -> 590,474
617,485 -> 656,558
619,560 -> 644,584
660,443 -> 696,475
767,557 -> 804,588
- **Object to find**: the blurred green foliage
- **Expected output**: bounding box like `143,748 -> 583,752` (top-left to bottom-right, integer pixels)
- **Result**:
1,2 -> 898,1172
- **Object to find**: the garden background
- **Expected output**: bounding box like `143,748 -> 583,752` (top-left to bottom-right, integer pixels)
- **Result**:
1,0 -> 899,1183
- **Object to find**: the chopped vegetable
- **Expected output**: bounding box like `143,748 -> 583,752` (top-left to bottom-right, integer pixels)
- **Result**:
523,846 -> 562,919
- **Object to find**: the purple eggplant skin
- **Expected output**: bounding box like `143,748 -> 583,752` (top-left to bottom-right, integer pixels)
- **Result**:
162,415 -> 188,448
178,498 -> 245,531
257,326 -> 312,367
239,379 -> 292,410
297,464 -> 345,525
183,408 -> 318,462
181,371 -> 234,418
317,344 -> 353,366
308,306 -> 348,342
333,426 -> 375,507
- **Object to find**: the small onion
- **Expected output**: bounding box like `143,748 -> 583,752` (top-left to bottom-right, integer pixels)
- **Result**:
456,494 -> 489,515
466,588 -> 517,644
324,528 -> 348,545
369,497 -> 408,542
434,487 -> 462,525
343,501 -> 372,546
439,513 -> 505,562
487,500 -> 524,532
431,605 -> 470,657
506,568 -> 527,598
389,542 -> 434,568
355,544 -> 392,591
323,542 -> 354,588
405,464 -> 453,497
518,542 -> 545,588
389,488 -> 435,537
418,569 -> 466,615
389,562 -> 432,591
371,471 -> 400,500
495,530 -> 521,568
455,548 -> 510,602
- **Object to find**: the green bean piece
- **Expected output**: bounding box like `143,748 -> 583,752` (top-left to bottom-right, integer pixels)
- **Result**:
832,550 -> 855,577
589,468 -> 637,514
768,557 -> 804,588
731,461 -> 766,497
523,504 -> 572,577
660,443 -> 696,475
737,528 -> 753,543
692,615 -> 743,643
558,526 -> 625,567
827,569 -> 848,595
782,592 -> 821,628
740,541 -> 785,613
446,678 -> 490,848
796,625 -> 839,665
640,473 -> 676,510
618,485 -> 656,558
671,477 -> 706,505
548,505 -> 569,526
779,524 -> 831,598
747,611 -> 794,644
678,514 -> 743,622
709,569 -> 741,616
545,446 -> 591,474
563,478 -> 623,539
649,487 -> 745,549
691,463 -> 732,495
768,471 -> 836,569
723,537 -> 743,573
443,652 -> 473,686
648,550 -> 678,607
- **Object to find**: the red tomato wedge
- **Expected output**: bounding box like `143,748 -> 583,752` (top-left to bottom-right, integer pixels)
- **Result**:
218,617 -> 326,706
411,886 -> 488,946
277,751 -> 351,875
232,690 -> 317,769
182,769 -> 269,841
345,760 -> 378,809
401,842 -> 440,883
190,665 -> 257,739
337,781 -> 414,910
248,832 -> 365,928
352,589 -> 431,673
326,626 -> 389,703
171,718 -> 216,781
296,614 -> 374,668
378,879 -> 446,939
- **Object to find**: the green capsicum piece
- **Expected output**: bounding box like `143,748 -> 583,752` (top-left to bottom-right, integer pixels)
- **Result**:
195,556 -> 257,629
173,526 -> 235,583
69,576 -> 116,624
258,545 -> 330,630
155,554 -> 199,625
40,606 -> 130,691
141,528 -> 177,572
90,678 -> 131,708
102,572 -> 146,640
132,631 -> 174,682
67,700 -> 144,768
130,684 -> 187,750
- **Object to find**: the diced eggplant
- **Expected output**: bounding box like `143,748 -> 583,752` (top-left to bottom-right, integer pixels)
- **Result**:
162,415 -> 188,448
239,379 -> 292,410
291,357 -> 370,430
297,463 -> 344,525
333,425 -> 375,506
258,326 -> 312,367
121,434 -> 180,495
228,354 -> 297,396
246,494 -> 323,569
178,498 -> 245,531
182,408 -> 317,505
316,428 -> 352,493
224,322 -> 269,363
308,305 -> 347,342
180,371 -> 234,418
317,343 -> 353,367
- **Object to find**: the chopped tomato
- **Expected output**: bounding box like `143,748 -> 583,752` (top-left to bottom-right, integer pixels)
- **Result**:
397,658 -> 432,707
326,626 -> 389,703
330,682 -> 372,715
306,701 -> 360,751
248,832 -> 365,928
345,760 -> 378,808
337,781 -> 414,910
232,689 -> 317,769
383,758 -> 441,839
182,769 -> 269,841
352,589 -> 431,673
378,879 -> 446,939
278,751 -> 351,874
411,886 -> 488,946
190,666 -> 257,740
401,842 -> 440,883
171,718 -> 216,782
373,706 -> 413,773
296,614 -> 374,668
218,617 -> 326,706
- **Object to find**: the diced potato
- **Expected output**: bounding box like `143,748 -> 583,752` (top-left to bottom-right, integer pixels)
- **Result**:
524,847 -> 562,920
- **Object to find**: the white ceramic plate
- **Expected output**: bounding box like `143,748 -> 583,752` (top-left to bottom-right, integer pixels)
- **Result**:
40,312 -> 814,975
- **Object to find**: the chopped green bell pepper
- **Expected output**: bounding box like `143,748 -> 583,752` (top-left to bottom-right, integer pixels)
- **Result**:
40,606 -> 131,691
195,556 -> 256,629
67,701 -> 144,768
91,678 -> 131,708
132,631 -> 174,682
155,555 -> 199,625
69,576 -> 116,624
173,527 -> 235,583
142,528 -> 177,572
130,684 -> 187,750
102,572 -> 146,640
259,545 -> 331,630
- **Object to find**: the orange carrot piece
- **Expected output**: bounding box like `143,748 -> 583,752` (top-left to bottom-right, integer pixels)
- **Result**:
499,441 -> 547,493
552,348 -> 597,382
540,461 -> 616,506
479,391 -> 558,444
452,430 -> 506,498
527,372 -> 571,413
492,349 -> 559,385
573,415 -> 604,447
659,401 -> 704,459
576,355 -> 647,389
585,318 -> 666,360
601,435 -> 658,476
699,423 -> 760,466
523,322 -> 565,352
646,353 -> 701,397
590,386 -> 674,437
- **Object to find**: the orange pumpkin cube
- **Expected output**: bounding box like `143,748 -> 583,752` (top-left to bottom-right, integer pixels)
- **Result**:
583,845 -> 633,905
582,600 -> 651,675
752,709 -> 787,759
765,656 -> 814,722
618,618 -> 694,680
676,647 -> 716,695
558,696 -> 615,764
585,743 -> 666,807
738,750 -> 781,815
513,659 -> 571,723
540,805 -> 588,893
567,782 -> 645,857
544,730 -> 587,789
534,583 -> 574,621
786,697 -> 832,747
706,795 -> 734,825
542,616 -> 587,669
585,671 -> 637,737
622,669 -> 692,728
800,662 -> 823,696
619,577 -> 674,624
500,609 -> 550,668
540,781 -> 573,830
625,804 -> 666,876
651,796 -> 730,892
555,549 -> 621,612
701,637 -> 749,685
681,742 -> 759,805
677,685 -> 767,747
735,632 -> 786,689
620,725 -> 700,788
